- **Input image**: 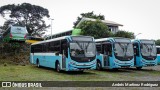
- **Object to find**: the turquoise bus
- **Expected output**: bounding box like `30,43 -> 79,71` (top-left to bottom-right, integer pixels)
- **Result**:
132,39 -> 157,69
30,36 -> 96,72
95,37 -> 134,70
156,46 -> 160,65
3,25 -> 28,42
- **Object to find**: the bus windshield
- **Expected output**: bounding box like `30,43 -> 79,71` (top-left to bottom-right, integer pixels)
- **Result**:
70,42 -> 96,58
114,42 -> 134,57
141,43 -> 157,56
11,26 -> 27,34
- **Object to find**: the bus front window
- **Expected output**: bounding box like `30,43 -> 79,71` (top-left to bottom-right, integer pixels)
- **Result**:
70,42 -> 96,58
141,44 -> 157,57
114,43 -> 134,57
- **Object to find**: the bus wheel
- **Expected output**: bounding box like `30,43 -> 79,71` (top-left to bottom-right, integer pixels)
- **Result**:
96,61 -> 102,70
136,67 -> 142,70
56,62 -> 61,72
113,68 -> 118,71
79,70 -> 84,73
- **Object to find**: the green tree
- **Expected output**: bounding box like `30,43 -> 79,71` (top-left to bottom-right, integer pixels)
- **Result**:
73,11 -> 105,28
77,20 -> 111,39
155,39 -> 160,46
0,3 -> 50,37
114,30 -> 135,39
0,20 -> 15,33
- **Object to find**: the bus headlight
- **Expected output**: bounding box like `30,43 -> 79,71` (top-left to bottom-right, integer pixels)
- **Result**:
114,60 -> 119,63
94,61 -> 96,64
142,60 -> 145,62
70,61 -> 76,65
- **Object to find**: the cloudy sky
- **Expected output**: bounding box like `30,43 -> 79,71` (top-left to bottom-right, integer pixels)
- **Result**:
0,0 -> 160,40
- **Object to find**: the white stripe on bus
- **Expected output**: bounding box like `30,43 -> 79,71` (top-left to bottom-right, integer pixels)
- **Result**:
31,53 -> 62,56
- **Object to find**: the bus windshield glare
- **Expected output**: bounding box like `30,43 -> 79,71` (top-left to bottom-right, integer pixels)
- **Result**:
70,42 -> 96,58
114,42 -> 134,57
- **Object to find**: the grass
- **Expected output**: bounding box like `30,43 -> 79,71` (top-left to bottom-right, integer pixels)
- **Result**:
0,62 -> 160,81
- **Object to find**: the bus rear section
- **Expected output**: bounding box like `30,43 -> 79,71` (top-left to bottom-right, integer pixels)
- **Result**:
132,39 -> 157,69
95,37 -> 134,70
10,26 -> 28,41
156,46 -> 160,65
30,36 -> 96,72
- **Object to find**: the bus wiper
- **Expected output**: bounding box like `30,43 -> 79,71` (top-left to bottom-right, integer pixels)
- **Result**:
124,44 -> 128,57
76,41 -> 86,57
85,42 -> 90,52
118,43 -> 125,56
76,41 -> 83,50
150,45 -> 154,56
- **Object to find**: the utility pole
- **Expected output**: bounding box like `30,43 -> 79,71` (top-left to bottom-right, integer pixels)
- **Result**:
49,18 -> 54,39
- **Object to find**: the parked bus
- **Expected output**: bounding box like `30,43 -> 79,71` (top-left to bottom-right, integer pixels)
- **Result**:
30,35 -> 96,72
132,39 -> 157,69
3,25 -> 28,42
95,37 -> 134,70
156,46 -> 160,65
26,36 -> 44,44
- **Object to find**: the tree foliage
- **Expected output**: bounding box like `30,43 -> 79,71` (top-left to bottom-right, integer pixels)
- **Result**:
0,3 -> 50,37
77,20 -> 111,39
155,39 -> 160,46
74,11 -> 135,39
73,11 -> 105,28
114,30 -> 135,39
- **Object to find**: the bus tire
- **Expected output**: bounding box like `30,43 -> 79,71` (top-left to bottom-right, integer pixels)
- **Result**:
96,61 -> 102,70
37,59 -> 40,68
56,62 -> 61,72
136,67 -> 142,70
113,68 -> 118,71
79,70 -> 84,73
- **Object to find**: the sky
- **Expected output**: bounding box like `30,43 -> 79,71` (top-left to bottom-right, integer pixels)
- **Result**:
0,0 -> 160,40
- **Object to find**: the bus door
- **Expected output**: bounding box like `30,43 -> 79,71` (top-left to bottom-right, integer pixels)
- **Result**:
103,43 -> 112,67
133,43 -> 139,66
61,39 -> 68,69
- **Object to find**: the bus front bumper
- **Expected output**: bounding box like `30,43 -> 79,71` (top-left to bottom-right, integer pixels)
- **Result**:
111,60 -> 134,69
66,61 -> 96,71
140,59 -> 157,67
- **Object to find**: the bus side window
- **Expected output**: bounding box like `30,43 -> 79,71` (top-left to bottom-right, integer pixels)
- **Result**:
31,45 -> 34,53
157,48 -> 160,54
61,39 -> 68,58
109,44 -> 112,56
105,44 -> 112,56
96,43 -> 102,54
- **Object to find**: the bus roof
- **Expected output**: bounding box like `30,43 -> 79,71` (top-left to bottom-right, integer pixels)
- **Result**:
95,37 -> 130,42
31,36 -> 68,45
132,39 -> 155,43
31,35 -> 94,45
